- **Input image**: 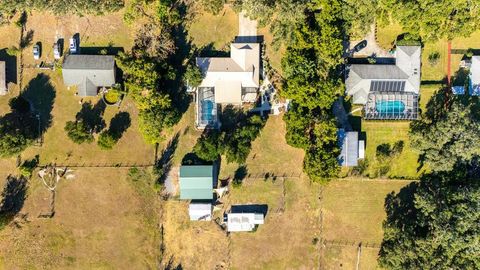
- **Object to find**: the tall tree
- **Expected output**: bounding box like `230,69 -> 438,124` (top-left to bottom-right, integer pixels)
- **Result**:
410,95 -> 480,172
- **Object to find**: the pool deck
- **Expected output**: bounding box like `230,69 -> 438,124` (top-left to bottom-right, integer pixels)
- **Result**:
364,92 -> 418,120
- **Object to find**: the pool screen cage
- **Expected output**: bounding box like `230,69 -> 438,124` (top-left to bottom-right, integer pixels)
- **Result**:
197,87 -> 218,128
364,92 -> 419,120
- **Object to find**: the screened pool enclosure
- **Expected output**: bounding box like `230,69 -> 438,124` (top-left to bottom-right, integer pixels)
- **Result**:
364,92 -> 419,120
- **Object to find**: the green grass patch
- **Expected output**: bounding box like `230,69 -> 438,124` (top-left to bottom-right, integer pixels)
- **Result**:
360,121 -> 422,179
321,179 -> 412,269
188,7 -> 238,50
376,22 -> 403,50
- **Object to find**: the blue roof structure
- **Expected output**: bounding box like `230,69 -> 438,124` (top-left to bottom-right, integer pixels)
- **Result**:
452,86 -> 465,95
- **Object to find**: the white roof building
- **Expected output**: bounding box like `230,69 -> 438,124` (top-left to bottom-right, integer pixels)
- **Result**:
189,203 -> 212,221
470,56 -> 480,95
0,61 -> 6,95
226,212 -> 264,232
196,42 -> 260,105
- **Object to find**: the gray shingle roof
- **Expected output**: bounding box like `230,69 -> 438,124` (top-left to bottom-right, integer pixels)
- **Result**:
0,61 -> 6,95
62,55 -> 116,97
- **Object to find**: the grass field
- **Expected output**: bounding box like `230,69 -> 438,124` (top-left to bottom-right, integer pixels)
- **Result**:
0,167 -> 161,269
321,179 -> 412,269
163,176 -> 321,270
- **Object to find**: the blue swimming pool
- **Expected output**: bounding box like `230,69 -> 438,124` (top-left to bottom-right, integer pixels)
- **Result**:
201,100 -> 214,122
376,100 -> 405,114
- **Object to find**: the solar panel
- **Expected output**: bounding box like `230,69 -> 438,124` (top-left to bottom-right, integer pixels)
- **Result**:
370,80 -> 406,92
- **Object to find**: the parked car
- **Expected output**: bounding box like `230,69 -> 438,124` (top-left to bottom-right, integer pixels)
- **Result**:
33,44 -> 41,60
69,38 -> 78,54
53,42 -> 61,59
353,40 -> 367,53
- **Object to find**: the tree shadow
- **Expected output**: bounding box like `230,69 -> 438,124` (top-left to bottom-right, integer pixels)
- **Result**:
166,6 -> 193,117
155,133 -> 179,185
108,111 -> 131,137
21,73 -> 56,134
452,67 -> 469,87
0,175 -> 28,228
232,165 -> 248,187
76,100 -> 106,133
20,29 -> 34,49
0,48 -> 18,84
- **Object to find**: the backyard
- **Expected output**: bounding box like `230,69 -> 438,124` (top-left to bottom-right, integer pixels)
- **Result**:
321,179 -> 412,269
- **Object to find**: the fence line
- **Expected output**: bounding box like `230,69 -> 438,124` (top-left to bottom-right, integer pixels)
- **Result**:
322,239 -> 381,249
37,162 -> 155,168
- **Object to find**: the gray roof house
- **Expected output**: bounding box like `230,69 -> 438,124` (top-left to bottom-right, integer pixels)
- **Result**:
62,55 -> 116,97
338,130 -> 364,167
0,61 -> 6,95
345,46 -> 421,120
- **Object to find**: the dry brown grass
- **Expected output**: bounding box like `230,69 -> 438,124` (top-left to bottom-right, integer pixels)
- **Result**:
162,200 -> 229,270
228,177 -> 320,270
0,167 -> 161,269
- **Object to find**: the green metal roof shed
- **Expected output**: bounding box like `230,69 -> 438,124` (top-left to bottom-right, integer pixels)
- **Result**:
179,165 -> 213,200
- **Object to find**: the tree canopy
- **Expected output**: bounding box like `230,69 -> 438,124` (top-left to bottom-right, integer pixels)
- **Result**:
379,170 -> 480,269
410,92 -> 480,172
379,0 -> 480,41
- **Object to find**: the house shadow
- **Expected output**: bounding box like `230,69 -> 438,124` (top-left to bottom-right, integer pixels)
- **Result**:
0,48 -> 18,84
21,73 -> 56,134
230,204 -> 269,217
234,35 -> 264,44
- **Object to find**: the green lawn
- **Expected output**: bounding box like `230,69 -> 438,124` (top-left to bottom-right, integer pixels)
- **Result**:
361,121 -> 422,179
321,179 -> 412,269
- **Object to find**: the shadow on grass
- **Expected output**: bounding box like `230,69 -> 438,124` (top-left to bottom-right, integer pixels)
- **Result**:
0,48 -> 18,84
231,204 -> 268,217
79,46 -> 124,56
0,175 -> 28,228
155,133 -> 180,185
76,100 -> 106,133
21,73 -> 56,134
109,111 -> 131,137
232,165 -> 248,187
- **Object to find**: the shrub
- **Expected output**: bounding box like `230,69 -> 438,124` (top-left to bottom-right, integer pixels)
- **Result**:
466,48 -> 474,58
183,64 -> 203,88
428,51 -> 440,66
6,46 -> 20,56
64,121 -> 94,144
19,156 -> 39,178
97,131 -> 118,150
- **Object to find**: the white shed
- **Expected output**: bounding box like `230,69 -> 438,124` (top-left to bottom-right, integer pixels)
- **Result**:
189,203 -> 212,221
227,213 -> 264,232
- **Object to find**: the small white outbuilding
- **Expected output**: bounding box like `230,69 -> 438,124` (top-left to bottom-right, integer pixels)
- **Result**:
189,203 -> 212,221
226,213 -> 264,232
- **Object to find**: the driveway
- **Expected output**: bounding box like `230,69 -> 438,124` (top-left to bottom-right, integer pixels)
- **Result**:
236,11 -> 257,43
349,24 -> 390,57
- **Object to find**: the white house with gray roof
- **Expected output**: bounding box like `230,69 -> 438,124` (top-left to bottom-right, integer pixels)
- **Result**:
195,28 -> 261,129
62,55 -> 116,97
345,46 -> 421,120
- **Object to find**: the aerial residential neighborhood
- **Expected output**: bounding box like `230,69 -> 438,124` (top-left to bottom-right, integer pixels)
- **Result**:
0,1 -> 478,269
